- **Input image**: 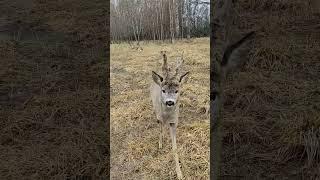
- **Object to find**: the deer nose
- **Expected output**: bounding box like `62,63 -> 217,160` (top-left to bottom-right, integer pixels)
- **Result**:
166,101 -> 175,106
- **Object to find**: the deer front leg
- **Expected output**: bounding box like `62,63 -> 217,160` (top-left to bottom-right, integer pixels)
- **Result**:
169,123 -> 183,179
158,120 -> 164,149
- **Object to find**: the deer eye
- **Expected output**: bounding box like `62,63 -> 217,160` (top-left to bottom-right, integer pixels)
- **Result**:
162,90 -> 165,93
212,91 -> 217,101
175,90 -> 178,93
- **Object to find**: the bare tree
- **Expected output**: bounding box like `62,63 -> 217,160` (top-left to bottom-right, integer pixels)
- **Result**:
110,0 -> 210,43
186,0 -> 192,39
177,0 -> 184,39
169,0 -> 176,43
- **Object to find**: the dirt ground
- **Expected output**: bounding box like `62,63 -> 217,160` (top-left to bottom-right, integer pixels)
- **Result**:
0,0 -> 108,178
110,38 -> 210,179
220,0 -> 320,178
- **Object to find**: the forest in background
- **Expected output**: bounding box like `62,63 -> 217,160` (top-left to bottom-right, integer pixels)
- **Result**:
110,0 -> 210,43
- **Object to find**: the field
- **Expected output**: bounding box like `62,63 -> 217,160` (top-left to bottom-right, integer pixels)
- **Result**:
221,0 -> 320,178
110,38 -> 210,179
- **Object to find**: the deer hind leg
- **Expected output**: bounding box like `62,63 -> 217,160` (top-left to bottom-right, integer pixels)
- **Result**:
158,120 -> 164,149
169,123 -> 183,179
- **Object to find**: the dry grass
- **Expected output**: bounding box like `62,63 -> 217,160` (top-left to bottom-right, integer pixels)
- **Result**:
0,0 -> 108,178
110,38 -> 210,179
221,0 -> 320,178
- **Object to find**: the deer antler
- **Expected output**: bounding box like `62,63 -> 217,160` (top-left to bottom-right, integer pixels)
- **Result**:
160,51 -> 169,78
174,51 -> 184,78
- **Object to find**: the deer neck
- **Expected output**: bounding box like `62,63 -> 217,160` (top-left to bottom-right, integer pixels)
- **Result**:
161,101 -> 179,120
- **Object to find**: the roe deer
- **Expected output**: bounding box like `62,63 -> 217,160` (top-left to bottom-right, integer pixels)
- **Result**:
150,51 -> 189,179
212,31 -> 255,124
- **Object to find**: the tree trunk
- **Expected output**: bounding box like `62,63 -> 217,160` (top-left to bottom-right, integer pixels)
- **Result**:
186,0 -> 191,39
177,0 -> 182,39
160,0 -> 164,41
169,0 -> 175,43
192,1 -> 199,35
179,0 -> 184,39
153,21 -> 156,41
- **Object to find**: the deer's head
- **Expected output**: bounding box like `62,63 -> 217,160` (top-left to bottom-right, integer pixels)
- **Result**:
212,31 -> 255,117
152,51 -> 189,108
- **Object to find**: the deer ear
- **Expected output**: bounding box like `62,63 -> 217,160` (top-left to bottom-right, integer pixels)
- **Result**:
221,31 -> 255,76
152,71 -> 163,85
179,71 -> 189,83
